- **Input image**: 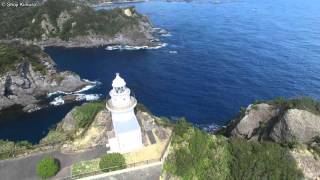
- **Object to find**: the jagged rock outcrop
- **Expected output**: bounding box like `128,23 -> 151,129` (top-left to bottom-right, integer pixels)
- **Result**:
270,109 -> 320,143
227,103 -> 320,143
0,42 -> 88,112
225,98 -> 320,179
226,102 -> 320,144
229,103 -> 279,140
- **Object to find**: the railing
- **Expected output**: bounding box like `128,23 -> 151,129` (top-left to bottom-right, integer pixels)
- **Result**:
60,158 -> 161,180
61,137 -> 172,180
0,130 -> 173,180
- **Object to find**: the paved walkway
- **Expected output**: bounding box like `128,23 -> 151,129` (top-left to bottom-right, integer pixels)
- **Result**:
0,146 -> 107,180
81,162 -> 162,180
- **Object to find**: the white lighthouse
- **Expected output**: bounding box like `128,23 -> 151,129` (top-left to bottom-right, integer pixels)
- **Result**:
106,73 -> 143,153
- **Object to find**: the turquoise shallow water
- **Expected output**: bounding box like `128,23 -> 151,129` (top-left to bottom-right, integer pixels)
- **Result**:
1,0 -> 320,143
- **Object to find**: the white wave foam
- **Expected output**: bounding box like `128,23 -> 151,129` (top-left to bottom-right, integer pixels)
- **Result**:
49,94 -> 102,106
161,33 -> 172,37
169,50 -> 178,54
105,43 -> 167,51
75,94 -> 102,101
50,96 -> 65,106
48,79 -> 102,106
47,91 -> 67,97
47,80 -> 101,97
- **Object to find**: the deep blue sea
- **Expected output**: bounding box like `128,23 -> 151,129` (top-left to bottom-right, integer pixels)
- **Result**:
1,0 -> 320,143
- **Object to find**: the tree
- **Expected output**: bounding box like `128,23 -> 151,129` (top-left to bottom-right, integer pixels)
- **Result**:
36,156 -> 60,179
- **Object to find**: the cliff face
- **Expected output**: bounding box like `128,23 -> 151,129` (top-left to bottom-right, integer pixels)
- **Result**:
225,98 -> 320,179
226,100 -> 320,144
0,0 -> 156,48
0,42 -> 87,112
41,102 -> 171,151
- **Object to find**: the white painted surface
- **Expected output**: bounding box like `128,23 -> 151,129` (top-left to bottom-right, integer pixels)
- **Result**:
106,73 -> 143,153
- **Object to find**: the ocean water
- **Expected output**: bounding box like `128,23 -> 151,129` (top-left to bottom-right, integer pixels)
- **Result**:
1,0 -> 320,143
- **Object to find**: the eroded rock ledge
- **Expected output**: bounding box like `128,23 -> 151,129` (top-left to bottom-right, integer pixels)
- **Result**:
0,42 -> 88,112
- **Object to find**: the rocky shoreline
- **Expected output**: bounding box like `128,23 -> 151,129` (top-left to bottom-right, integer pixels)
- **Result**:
0,0 -> 162,49
0,42 -> 92,113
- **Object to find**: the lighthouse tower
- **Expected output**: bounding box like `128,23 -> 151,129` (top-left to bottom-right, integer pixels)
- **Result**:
106,73 -> 143,153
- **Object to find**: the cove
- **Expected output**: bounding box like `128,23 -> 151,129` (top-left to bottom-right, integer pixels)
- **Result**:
1,0 -> 320,143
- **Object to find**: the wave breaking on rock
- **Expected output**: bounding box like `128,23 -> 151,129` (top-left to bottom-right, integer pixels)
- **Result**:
105,42 -> 168,51
48,79 -> 102,106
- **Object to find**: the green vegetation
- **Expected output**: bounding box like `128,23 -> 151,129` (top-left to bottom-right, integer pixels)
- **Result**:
36,156 -> 60,179
264,96 -> 320,115
229,138 -> 303,180
40,129 -> 68,145
0,101 -> 105,161
40,101 -> 105,145
73,101 -> 105,129
165,119 -> 231,179
0,0 -> 146,41
0,42 -> 47,75
164,119 -> 303,180
99,153 -> 126,172
72,159 -> 100,177
0,140 -> 33,160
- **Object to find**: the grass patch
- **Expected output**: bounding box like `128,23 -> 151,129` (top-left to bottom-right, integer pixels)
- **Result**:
71,140 -> 169,177
72,159 -> 100,177
73,102 -> 105,129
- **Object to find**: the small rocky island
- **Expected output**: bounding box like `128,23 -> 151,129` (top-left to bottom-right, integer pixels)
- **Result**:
0,42 -> 88,112
0,0 -> 158,48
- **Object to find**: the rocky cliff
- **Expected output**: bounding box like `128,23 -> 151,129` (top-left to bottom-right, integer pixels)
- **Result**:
40,102 -> 171,151
0,0 -> 157,48
0,42 -> 88,112
225,98 -> 320,144
225,97 -> 320,179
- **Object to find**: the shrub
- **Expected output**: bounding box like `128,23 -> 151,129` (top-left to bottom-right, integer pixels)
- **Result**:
164,118 -> 303,180
228,138 -> 303,180
36,156 -> 60,179
0,140 -> 15,160
267,96 -> 320,115
99,153 -> 126,172
73,102 -> 105,129
165,124 -> 231,180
